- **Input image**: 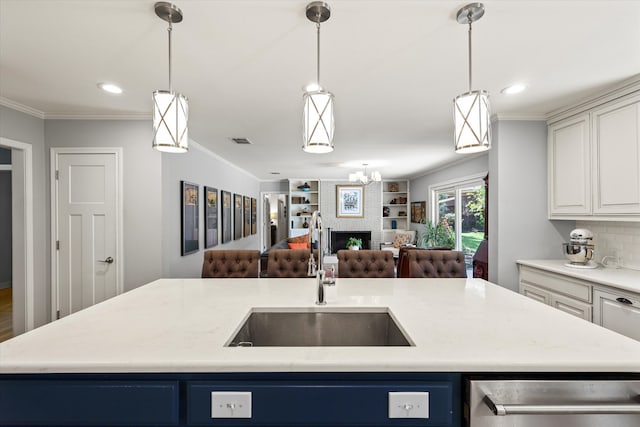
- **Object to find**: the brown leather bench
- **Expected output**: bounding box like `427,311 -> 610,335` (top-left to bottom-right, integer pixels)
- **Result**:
201,250 -> 260,278
337,250 -> 395,278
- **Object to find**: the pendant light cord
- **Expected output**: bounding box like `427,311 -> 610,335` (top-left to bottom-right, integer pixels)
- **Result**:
467,12 -> 473,92
168,20 -> 173,92
316,21 -> 321,87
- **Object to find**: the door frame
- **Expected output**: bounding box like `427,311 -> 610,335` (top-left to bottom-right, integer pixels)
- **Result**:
260,191 -> 288,252
50,147 -> 124,321
0,137 -> 34,332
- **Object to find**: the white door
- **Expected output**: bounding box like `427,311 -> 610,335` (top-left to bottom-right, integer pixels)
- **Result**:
53,150 -> 121,318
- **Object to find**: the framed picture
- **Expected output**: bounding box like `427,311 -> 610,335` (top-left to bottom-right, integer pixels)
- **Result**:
243,196 -> 251,237
221,190 -> 232,243
234,193 -> 243,239
336,185 -> 364,218
204,186 -> 218,248
251,197 -> 257,235
181,181 -> 199,255
411,201 -> 426,223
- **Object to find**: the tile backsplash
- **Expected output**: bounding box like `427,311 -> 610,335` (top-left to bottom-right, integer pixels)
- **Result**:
576,221 -> 640,270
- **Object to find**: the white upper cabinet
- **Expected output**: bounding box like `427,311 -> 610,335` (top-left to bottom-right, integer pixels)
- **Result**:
548,114 -> 591,216
548,83 -> 640,220
592,94 -> 640,214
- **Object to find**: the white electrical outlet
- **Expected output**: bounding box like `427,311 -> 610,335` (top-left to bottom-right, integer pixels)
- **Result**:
211,391 -> 252,418
388,391 -> 429,418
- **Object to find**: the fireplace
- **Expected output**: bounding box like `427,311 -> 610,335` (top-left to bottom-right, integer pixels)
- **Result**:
329,230 -> 372,253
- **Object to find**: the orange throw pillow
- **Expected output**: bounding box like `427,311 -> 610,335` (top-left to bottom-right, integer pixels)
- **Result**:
288,233 -> 310,244
288,242 -> 309,249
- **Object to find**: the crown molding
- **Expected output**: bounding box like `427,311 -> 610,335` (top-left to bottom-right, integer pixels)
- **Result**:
44,113 -> 150,120
0,97 -> 150,120
493,113 -> 546,121
0,97 -> 45,119
189,140 -> 260,182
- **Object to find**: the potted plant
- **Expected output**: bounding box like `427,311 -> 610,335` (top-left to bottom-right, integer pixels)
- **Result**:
345,237 -> 363,250
421,217 -> 455,249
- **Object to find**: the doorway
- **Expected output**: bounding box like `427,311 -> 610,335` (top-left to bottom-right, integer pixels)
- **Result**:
430,172 -> 487,274
0,137 -> 34,342
51,148 -> 123,319
0,149 -> 11,342
261,192 -> 288,251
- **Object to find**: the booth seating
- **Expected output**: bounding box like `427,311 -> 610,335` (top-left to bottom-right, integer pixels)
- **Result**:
337,250 -> 395,278
201,250 -> 260,278
400,250 -> 467,278
267,249 -> 312,278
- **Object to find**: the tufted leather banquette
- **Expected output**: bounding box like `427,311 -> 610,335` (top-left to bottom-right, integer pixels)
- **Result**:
337,250 -> 395,278
267,249 -> 312,278
201,250 -> 260,278
404,250 -> 467,278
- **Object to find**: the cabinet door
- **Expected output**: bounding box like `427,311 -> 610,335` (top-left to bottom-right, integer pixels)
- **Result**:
548,114 -> 591,216
593,95 -> 640,214
593,289 -> 640,341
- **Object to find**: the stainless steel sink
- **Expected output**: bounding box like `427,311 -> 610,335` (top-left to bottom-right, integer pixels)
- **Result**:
227,308 -> 413,347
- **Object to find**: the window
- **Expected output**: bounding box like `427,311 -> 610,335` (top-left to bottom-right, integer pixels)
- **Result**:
430,173 -> 486,271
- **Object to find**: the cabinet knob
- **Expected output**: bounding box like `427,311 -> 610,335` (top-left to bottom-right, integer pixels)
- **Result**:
616,297 -> 633,305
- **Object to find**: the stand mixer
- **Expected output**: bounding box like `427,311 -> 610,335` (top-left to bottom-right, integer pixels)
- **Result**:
562,228 -> 597,269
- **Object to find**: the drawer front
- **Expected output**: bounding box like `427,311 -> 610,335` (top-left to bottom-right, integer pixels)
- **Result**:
0,380 -> 179,425
188,381 -> 454,426
594,288 -> 640,341
520,283 -> 552,306
551,293 -> 593,321
520,267 -> 591,302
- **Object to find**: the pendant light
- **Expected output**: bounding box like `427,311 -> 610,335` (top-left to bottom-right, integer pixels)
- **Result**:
302,2 -> 334,154
453,3 -> 491,153
152,2 -> 189,153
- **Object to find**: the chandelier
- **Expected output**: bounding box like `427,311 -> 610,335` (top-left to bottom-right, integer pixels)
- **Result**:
349,164 -> 381,185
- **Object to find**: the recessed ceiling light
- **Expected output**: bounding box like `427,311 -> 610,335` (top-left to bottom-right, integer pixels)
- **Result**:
97,82 -> 123,94
501,84 -> 527,95
270,172 -> 281,175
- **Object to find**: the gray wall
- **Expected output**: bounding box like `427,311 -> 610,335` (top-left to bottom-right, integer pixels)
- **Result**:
0,105 -> 47,327
0,171 -> 11,287
260,180 -> 288,192
320,180 -> 383,250
162,142 -> 260,278
45,120 -> 164,292
488,120 -> 574,291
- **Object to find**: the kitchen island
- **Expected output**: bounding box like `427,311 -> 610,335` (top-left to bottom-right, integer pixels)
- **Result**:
1,277 -> 640,426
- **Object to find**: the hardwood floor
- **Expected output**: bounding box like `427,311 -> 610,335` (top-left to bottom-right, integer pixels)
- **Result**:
0,287 -> 13,343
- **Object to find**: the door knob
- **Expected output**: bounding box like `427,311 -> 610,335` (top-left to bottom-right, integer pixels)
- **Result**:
97,257 -> 114,264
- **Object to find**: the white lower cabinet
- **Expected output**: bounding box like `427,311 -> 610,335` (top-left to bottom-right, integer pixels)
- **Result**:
519,266 -> 592,321
593,288 -> 640,341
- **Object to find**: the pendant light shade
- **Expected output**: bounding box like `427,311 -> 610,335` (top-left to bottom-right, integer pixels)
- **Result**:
453,3 -> 491,153
152,2 -> 189,153
302,2 -> 334,154
303,89 -> 334,153
153,90 -> 189,153
454,89 -> 490,153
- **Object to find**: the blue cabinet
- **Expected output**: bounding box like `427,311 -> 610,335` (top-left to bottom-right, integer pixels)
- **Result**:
0,373 -> 461,427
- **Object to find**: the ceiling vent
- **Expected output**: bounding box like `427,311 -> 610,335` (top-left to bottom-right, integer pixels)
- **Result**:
231,137 -> 252,145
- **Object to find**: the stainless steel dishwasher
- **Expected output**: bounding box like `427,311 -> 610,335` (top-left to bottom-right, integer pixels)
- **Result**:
465,379 -> 640,427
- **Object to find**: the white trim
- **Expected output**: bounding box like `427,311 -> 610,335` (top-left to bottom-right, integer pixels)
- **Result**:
493,113 -> 547,121
44,113 -> 149,120
0,97 -> 45,119
190,140 -> 260,181
50,147 -> 124,321
0,165 -> 11,171
0,137 -> 34,332
408,152 -> 488,180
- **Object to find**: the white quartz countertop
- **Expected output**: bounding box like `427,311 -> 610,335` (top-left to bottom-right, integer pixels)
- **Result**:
2,278 -> 640,374
517,259 -> 640,294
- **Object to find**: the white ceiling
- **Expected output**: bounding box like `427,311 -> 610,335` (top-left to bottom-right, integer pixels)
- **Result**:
1,0 -> 639,180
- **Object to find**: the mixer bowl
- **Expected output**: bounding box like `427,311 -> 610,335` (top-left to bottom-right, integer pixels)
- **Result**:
562,243 -> 594,264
